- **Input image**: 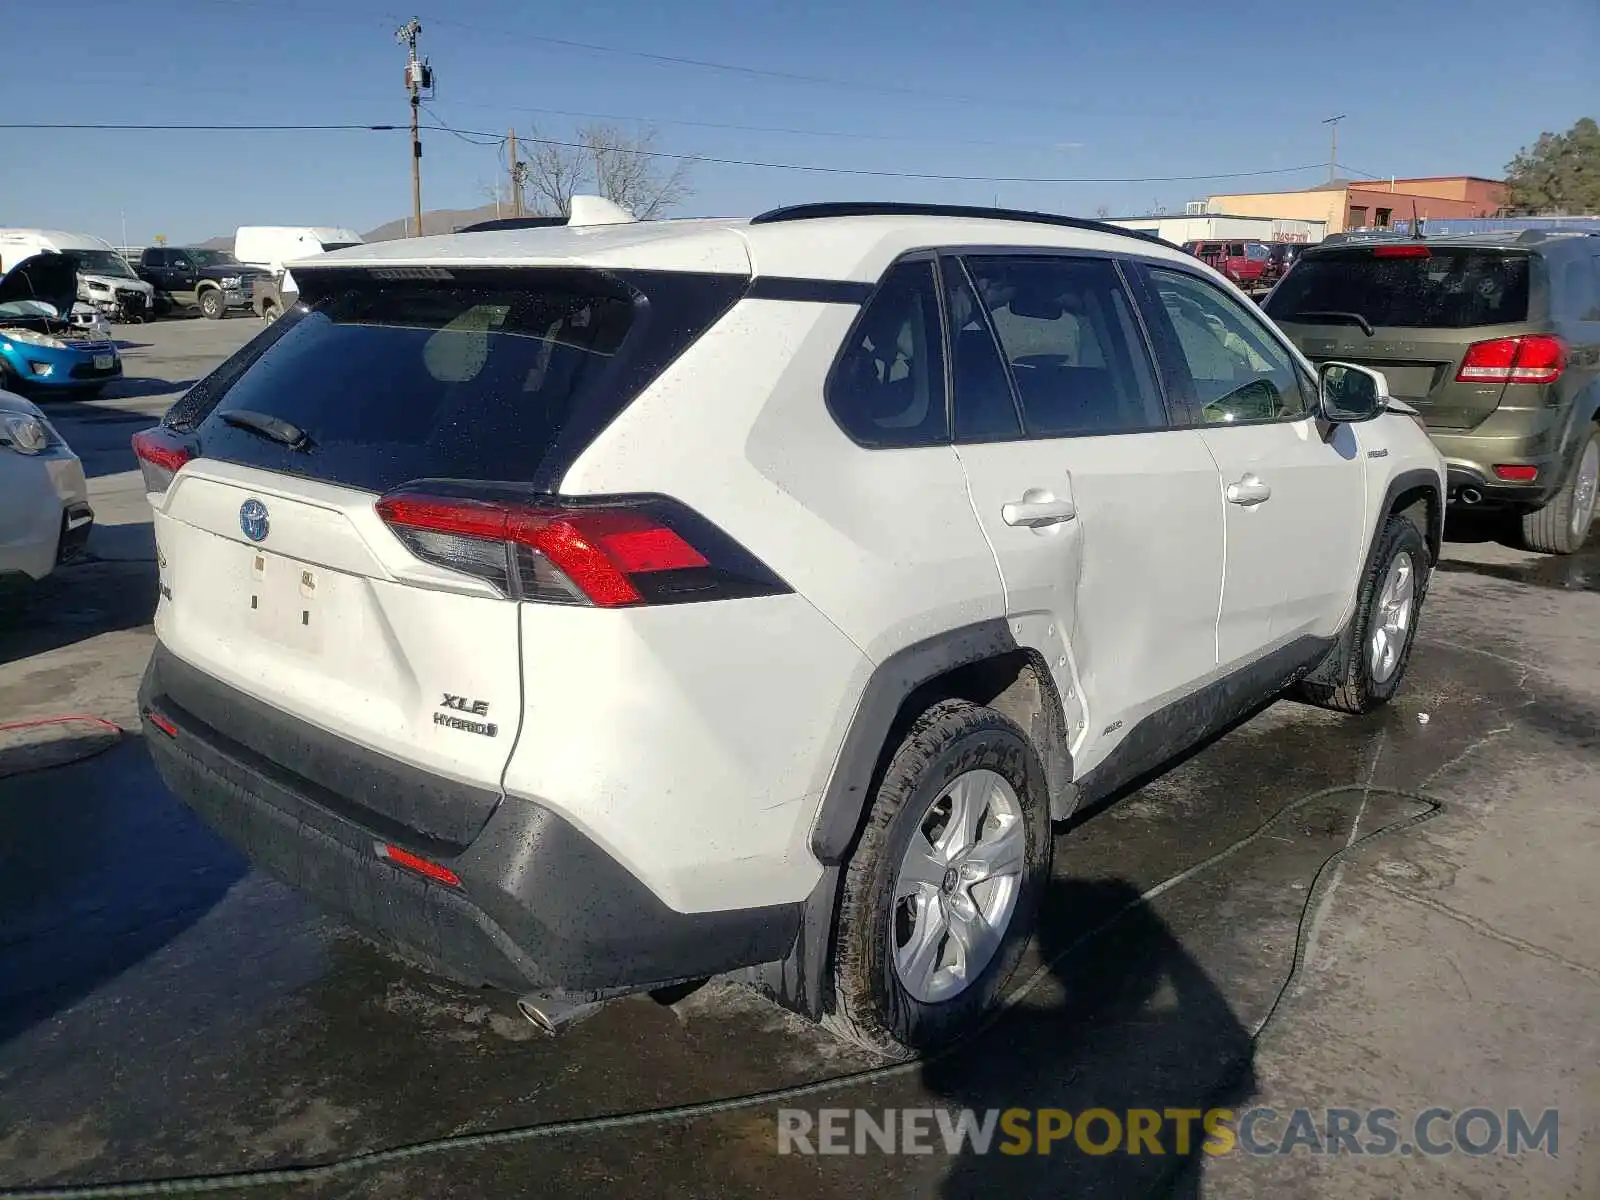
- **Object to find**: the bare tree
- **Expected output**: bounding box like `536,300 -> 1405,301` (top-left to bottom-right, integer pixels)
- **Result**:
1093,204 -> 1111,219
518,124 -> 694,219
523,131 -> 587,218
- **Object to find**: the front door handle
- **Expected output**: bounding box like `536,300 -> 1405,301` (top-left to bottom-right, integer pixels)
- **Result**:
1002,492 -> 1077,528
1226,475 -> 1272,506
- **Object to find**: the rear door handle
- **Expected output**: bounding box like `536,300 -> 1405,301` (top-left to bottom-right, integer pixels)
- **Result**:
1226,475 -> 1272,506
1002,492 -> 1077,528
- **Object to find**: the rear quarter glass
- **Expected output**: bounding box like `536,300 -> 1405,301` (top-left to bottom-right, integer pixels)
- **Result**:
186,267 -> 747,495
1265,247 -> 1532,329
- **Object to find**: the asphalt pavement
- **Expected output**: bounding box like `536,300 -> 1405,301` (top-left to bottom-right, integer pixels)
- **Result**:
1,319 -> 1596,1199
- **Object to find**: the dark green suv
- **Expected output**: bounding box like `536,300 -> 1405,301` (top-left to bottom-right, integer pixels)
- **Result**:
1266,231 -> 1600,553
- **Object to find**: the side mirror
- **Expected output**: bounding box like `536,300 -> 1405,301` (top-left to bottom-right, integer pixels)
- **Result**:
1318,361 -> 1389,422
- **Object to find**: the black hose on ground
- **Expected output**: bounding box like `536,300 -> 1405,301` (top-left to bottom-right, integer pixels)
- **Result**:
0,778 -> 1443,1200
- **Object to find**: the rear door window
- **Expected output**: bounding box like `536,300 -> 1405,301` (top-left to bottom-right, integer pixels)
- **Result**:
945,260 -> 1023,441
962,255 -> 1168,437
188,268 -> 742,493
1265,247 -> 1531,328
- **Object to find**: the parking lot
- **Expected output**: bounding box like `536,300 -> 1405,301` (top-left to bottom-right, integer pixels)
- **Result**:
2,318 -> 1597,1198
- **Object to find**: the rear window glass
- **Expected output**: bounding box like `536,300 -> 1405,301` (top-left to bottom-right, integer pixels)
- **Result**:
1265,248 -> 1531,328
191,269 -> 740,493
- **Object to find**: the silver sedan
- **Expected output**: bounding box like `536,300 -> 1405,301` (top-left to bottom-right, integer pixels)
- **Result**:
0,388 -> 93,583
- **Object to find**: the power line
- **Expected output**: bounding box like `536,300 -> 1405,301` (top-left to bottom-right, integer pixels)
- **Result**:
439,99 -> 1079,152
422,16 -> 1059,110
185,0 -> 1088,114
420,104 -> 504,147
434,125 -> 1331,185
0,119 -> 1331,185
1336,161 -> 1400,183
0,122 -> 398,131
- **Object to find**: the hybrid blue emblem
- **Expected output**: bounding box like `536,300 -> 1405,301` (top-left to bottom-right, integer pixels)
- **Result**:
239,498 -> 270,543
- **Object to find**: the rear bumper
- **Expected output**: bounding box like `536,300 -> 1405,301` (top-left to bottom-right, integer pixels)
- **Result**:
0,452 -> 88,580
0,347 -> 122,390
1431,420 -> 1568,508
138,643 -> 802,997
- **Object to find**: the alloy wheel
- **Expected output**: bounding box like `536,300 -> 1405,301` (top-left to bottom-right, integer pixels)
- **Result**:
891,768 -> 1026,1004
1369,551 -> 1416,685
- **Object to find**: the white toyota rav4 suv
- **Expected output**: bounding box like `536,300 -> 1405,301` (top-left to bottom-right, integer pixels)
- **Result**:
134,201 -> 1445,1056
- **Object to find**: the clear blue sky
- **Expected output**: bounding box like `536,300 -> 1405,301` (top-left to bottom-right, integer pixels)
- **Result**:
4,0 -> 1594,244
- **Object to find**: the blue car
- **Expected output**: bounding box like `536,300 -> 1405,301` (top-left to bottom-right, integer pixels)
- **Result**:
0,253 -> 122,395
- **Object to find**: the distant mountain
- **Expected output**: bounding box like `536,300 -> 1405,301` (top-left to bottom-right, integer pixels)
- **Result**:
361,204 -> 508,242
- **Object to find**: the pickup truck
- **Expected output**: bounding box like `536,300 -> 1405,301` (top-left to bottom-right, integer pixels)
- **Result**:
250,273 -> 296,323
1181,240 -> 1278,295
135,248 -> 268,319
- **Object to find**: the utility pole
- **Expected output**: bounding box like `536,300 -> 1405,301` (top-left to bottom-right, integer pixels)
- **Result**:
509,129 -> 523,217
396,18 -> 429,237
1321,114 -> 1345,184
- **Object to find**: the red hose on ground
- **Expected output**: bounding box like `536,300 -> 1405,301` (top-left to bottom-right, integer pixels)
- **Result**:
0,714 -> 124,736
0,714 -> 125,777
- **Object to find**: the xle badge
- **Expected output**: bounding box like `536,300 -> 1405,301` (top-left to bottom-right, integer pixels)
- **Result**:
435,693 -> 497,738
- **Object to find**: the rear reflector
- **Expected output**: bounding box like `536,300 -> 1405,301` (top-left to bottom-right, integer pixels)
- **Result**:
1371,244 -> 1431,258
1492,464 -> 1539,482
145,709 -> 179,738
131,427 -> 194,493
1456,335 -> 1565,386
378,843 -> 462,888
375,486 -> 786,608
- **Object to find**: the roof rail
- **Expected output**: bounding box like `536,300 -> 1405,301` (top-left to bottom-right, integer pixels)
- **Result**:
1515,227 -> 1600,244
1317,230 -> 1417,247
749,201 -> 1163,245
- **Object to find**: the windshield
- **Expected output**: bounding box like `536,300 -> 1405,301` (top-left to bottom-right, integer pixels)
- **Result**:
1245,243 -> 1271,260
319,241 -> 361,253
190,249 -> 241,268
66,249 -> 137,279
0,299 -> 59,321
1265,247 -> 1532,328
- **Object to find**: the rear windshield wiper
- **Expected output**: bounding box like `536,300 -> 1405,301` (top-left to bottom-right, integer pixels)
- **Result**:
220,409 -> 314,451
1282,310 -> 1374,337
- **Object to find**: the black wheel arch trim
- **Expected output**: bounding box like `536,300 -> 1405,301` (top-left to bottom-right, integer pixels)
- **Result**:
1380,467 -> 1444,565
808,618 -> 1074,865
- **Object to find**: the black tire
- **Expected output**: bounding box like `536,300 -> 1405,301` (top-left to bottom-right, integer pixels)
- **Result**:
1519,428 -> 1599,555
1294,513 -> 1430,714
197,288 -> 226,320
826,698 -> 1051,1058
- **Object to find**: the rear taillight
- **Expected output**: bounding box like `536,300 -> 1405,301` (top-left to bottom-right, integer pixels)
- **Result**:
375,486 -> 789,607
131,427 -> 194,493
1455,335 -> 1565,386
1372,244 -> 1431,258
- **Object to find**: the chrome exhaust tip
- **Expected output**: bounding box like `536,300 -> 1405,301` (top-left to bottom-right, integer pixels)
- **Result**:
1458,487 -> 1483,505
517,993 -> 607,1035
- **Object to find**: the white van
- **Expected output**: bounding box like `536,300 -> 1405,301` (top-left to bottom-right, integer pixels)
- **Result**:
233,227 -> 364,275
0,229 -> 154,321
